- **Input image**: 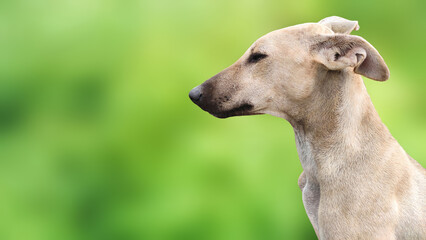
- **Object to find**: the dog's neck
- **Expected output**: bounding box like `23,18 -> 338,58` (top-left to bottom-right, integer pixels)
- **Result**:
291,70 -> 393,184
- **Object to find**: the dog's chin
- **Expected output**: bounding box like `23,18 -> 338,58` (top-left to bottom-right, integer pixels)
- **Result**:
212,112 -> 262,119
208,103 -> 258,119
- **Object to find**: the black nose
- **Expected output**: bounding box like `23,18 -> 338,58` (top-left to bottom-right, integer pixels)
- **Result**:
189,86 -> 202,103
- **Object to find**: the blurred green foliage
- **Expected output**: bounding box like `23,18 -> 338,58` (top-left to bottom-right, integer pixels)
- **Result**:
0,0 -> 425,239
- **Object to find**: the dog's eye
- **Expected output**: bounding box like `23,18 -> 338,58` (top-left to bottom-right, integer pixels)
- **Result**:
248,52 -> 268,63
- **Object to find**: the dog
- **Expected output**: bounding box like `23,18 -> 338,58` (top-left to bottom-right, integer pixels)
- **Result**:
189,16 -> 425,240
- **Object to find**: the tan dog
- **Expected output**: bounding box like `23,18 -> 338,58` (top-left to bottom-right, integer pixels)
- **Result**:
189,16 -> 426,240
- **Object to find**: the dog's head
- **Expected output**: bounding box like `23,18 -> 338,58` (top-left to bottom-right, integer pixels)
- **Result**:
189,16 -> 389,120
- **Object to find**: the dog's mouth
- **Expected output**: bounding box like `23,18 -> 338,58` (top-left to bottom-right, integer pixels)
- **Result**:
210,103 -> 257,118
189,83 -> 259,118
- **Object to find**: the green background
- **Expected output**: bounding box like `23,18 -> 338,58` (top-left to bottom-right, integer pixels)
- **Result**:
1,0 -> 425,239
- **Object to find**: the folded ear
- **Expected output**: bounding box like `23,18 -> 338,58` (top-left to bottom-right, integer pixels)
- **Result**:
311,34 -> 390,81
318,16 -> 359,34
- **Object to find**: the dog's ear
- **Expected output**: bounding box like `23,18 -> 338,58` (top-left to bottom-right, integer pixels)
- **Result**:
312,34 -> 390,81
318,16 -> 359,35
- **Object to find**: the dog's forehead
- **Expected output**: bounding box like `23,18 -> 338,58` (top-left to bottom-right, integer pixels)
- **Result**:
253,23 -> 333,50
284,23 -> 333,34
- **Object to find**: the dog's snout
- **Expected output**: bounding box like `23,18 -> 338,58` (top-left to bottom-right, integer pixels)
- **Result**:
189,86 -> 203,103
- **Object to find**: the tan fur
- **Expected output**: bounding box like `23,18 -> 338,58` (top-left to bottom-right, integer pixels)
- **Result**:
190,17 -> 426,240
